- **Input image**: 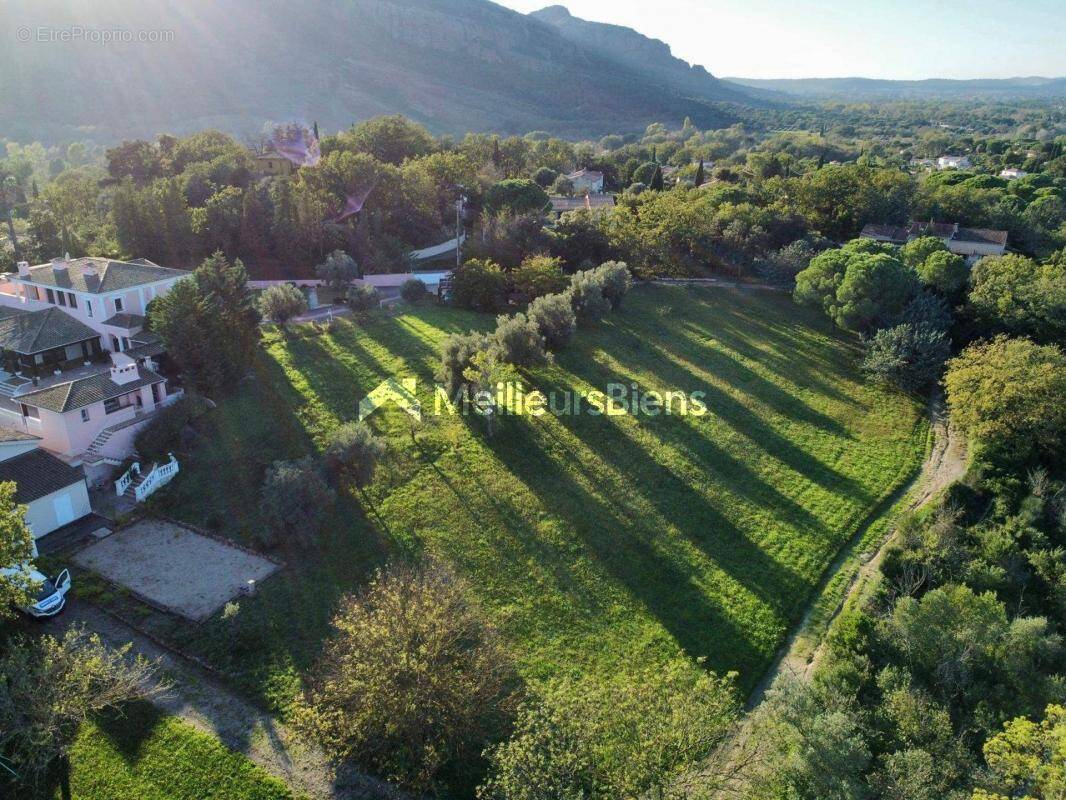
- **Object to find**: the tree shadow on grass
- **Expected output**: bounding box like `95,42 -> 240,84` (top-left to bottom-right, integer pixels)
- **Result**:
484,416 -> 773,681
92,700 -> 166,765
559,334 -> 871,503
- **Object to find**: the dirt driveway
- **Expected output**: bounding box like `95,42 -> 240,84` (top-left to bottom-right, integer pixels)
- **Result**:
73,519 -> 279,621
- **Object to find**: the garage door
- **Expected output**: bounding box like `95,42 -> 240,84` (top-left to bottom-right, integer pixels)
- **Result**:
53,493 -> 75,527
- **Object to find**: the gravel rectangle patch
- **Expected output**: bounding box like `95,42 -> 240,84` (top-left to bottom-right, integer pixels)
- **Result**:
73,519 -> 279,622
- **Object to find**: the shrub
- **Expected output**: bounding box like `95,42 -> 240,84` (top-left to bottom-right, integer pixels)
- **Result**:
862,324 -> 951,393
452,259 -> 509,313
298,561 -> 516,790
493,313 -> 546,367
0,628 -> 163,786
527,292 -> 576,350
568,269 -> 611,326
134,394 -> 211,462
347,283 -> 381,312
758,239 -> 819,285
595,261 -> 632,310
324,422 -> 386,488
512,255 -> 568,301
439,331 -> 493,396
400,278 -> 428,304
259,457 -> 334,547
258,283 -> 307,326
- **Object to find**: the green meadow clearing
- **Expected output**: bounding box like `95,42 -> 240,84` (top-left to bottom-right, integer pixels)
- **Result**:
153,284 -> 927,713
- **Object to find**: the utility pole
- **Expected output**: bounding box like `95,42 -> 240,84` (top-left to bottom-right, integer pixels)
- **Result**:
455,184 -> 465,271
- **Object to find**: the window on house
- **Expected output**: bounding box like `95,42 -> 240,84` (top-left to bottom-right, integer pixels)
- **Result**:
21,404 -> 38,419
86,300 -> 93,318
114,297 -> 124,313
45,289 -> 55,304
56,292 -> 66,307
68,293 -> 77,309
80,408 -> 90,422
103,397 -> 121,414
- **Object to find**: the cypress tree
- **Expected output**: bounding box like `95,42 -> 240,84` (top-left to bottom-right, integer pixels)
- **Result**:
694,160 -> 705,187
649,165 -> 664,192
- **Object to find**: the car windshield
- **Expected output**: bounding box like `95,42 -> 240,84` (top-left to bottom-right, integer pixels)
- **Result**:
34,579 -> 58,602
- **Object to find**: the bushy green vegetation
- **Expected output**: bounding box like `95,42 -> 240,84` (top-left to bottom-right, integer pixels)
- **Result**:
149,286 -> 924,741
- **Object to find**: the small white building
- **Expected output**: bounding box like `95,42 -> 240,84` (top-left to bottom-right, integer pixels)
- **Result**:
566,169 -> 605,194
999,168 -> 1028,180
0,427 -> 92,546
936,155 -> 972,170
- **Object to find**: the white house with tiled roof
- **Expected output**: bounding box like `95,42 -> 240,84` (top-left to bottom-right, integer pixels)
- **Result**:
0,351 -> 178,479
0,256 -> 188,478
566,169 -> 605,194
0,256 -> 189,354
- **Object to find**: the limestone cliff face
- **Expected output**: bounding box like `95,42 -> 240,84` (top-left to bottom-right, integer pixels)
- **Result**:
529,5 -> 750,104
0,0 -> 751,143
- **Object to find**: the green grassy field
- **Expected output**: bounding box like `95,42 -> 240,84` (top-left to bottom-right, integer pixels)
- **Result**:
151,284 -> 926,713
29,703 -> 298,800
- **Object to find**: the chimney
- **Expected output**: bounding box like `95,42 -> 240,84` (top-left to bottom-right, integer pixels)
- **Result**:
16,261 -> 29,277
108,352 -> 139,385
50,257 -> 68,281
82,264 -> 100,293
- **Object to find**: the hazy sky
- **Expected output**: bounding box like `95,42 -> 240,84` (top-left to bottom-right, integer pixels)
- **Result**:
495,0 -> 1066,80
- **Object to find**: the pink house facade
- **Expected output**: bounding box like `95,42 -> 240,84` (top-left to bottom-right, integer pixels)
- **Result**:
0,257 -> 189,354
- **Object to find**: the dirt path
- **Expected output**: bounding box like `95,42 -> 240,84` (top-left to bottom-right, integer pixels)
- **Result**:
49,605 -> 402,800
750,394 -> 966,702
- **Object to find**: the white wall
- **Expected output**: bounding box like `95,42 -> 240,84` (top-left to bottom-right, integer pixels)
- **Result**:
24,481 -> 91,540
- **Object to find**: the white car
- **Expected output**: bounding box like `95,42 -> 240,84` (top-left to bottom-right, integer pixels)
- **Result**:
1,565 -> 71,618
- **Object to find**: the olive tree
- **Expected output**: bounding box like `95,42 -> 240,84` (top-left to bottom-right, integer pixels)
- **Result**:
324,422 -> 386,489
259,457 -> 335,546
568,269 -> 610,326
258,283 -> 307,326
527,292 -> 577,351
298,561 -> 516,790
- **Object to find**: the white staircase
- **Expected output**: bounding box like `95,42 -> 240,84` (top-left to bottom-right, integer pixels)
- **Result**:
115,454 -> 179,502
82,413 -> 152,466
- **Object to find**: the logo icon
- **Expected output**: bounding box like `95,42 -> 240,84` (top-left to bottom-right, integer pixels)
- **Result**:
358,378 -> 421,422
